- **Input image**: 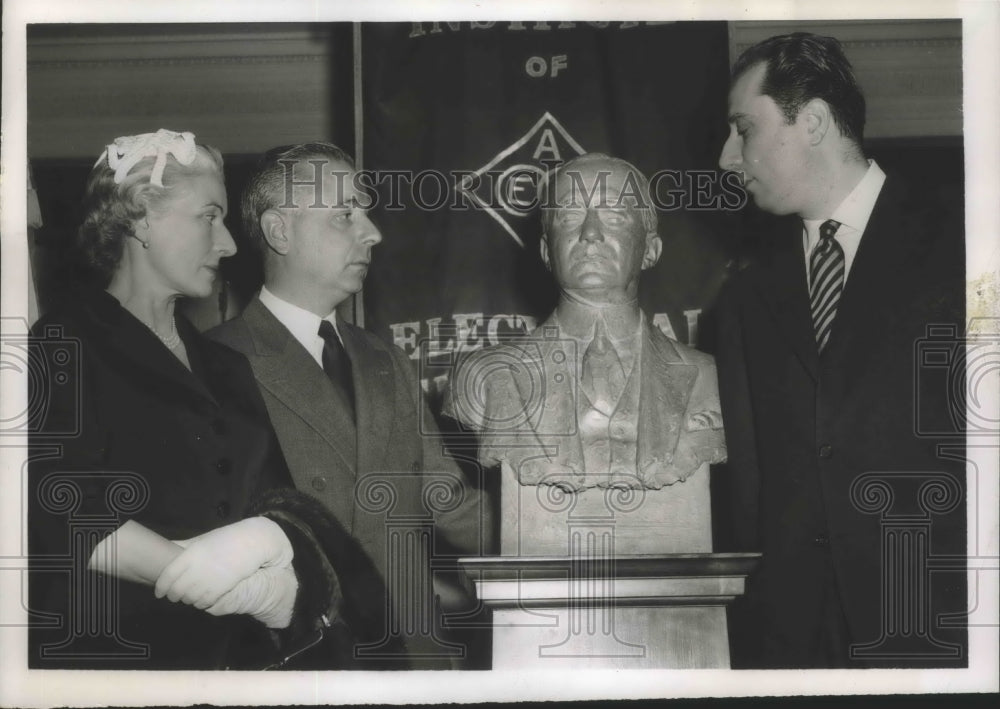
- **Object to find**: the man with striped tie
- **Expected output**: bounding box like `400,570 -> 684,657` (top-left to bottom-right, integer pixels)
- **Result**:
714,33 -> 966,668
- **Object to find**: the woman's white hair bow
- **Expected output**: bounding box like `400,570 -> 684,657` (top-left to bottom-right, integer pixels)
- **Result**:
96,129 -> 198,187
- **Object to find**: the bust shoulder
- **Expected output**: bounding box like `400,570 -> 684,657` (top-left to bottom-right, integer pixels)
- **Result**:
644,320 -> 716,371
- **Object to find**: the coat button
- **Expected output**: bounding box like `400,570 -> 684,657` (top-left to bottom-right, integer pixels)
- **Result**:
818,444 -> 833,459
216,501 -> 231,518
813,534 -> 829,547
311,477 -> 327,492
215,458 -> 231,475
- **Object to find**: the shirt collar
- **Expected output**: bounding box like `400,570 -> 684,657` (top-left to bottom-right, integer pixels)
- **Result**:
830,159 -> 886,234
259,285 -> 340,344
803,159 -> 885,244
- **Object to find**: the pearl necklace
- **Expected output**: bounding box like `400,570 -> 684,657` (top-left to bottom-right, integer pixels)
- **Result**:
141,317 -> 181,349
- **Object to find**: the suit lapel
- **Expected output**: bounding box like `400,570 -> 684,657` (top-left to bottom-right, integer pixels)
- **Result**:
822,178 -> 904,385
242,299 -> 358,475
639,322 -> 697,466
339,319 -> 395,475
751,218 -> 820,381
179,317 -> 241,408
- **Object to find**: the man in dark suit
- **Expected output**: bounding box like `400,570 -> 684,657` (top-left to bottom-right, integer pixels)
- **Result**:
714,33 -> 966,668
208,143 -> 491,668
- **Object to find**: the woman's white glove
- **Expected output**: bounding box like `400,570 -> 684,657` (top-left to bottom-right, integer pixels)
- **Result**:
206,566 -> 299,629
154,517 -> 294,610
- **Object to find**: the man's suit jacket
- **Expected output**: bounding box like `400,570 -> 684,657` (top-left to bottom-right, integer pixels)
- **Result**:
714,175 -> 966,667
207,297 -> 489,667
446,314 -> 726,491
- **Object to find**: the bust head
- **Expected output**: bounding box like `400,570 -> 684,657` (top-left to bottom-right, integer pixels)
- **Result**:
538,154 -> 661,305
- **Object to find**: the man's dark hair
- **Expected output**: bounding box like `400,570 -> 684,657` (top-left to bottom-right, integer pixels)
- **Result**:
241,142 -> 355,255
732,32 -> 866,147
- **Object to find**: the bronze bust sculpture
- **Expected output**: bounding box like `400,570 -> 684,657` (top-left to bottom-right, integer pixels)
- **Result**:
446,154 -> 725,492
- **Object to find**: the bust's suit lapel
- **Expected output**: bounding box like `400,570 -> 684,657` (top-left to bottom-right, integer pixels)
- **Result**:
241,299 -> 358,477
639,322 -> 697,467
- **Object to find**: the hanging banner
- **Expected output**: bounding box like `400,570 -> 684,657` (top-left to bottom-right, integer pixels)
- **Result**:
360,21 -> 738,402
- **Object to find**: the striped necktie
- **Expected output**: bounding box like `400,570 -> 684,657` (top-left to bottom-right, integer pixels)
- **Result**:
809,219 -> 844,353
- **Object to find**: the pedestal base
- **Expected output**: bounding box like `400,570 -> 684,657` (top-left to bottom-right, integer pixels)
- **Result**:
492,606 -> 729,669
460,553 -> 761,670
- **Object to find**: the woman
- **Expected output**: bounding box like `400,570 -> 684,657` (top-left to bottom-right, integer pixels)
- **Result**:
27,130 -> 349,670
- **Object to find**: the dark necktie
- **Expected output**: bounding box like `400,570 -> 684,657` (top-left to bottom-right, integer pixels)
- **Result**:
809,219 -> 845,353
318,319 -> 355,416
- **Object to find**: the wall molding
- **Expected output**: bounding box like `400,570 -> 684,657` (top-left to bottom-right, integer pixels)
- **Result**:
27,20 -> 963,160
32,55 -> 326,69
28,25 -> 347,158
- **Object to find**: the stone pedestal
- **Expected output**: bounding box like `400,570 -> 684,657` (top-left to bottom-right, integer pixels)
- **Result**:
460,554 -> 760,669
460,462 -> 759,669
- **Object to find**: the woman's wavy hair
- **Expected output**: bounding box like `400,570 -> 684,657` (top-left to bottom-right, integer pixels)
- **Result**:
77,142 -> 224,284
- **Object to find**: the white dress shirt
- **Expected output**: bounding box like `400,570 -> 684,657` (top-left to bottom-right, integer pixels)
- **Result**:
803,160 -> 886,289
258,286 -> 341,369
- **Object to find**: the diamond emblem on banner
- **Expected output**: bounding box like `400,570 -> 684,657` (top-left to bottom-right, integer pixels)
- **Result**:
459,112 -> 585,248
